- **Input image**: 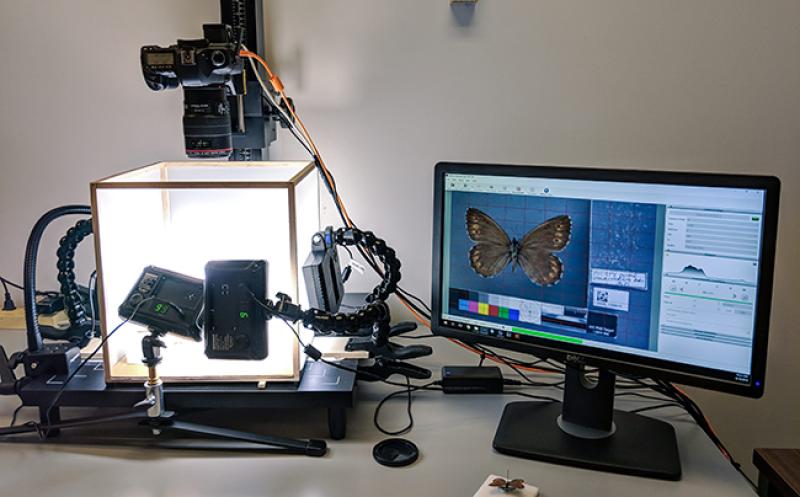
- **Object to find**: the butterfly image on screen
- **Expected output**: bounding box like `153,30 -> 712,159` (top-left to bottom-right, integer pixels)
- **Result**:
466,207 -> 571,286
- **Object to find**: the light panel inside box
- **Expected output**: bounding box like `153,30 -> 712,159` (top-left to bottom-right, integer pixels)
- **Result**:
93,162 -> 318,383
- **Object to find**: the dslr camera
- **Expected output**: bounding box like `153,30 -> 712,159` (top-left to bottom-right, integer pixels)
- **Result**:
141,24 -> 243,158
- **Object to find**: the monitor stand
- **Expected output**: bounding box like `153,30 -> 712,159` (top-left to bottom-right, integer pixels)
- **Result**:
492,363 -> 682,480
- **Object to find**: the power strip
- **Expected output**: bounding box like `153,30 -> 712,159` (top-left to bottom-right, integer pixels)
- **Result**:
0,308 -> 71,331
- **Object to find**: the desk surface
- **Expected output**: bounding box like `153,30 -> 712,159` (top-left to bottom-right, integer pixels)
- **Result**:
0,330 -> 755,497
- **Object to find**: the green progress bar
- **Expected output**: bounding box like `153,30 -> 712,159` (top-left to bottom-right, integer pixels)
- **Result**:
664,292 -> 752,305
511,327 -> 584,344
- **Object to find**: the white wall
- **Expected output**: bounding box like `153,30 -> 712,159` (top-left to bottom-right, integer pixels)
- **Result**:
0,0 -> 218,288
1,0 -> 799,480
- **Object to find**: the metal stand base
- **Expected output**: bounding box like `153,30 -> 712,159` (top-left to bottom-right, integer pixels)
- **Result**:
0,409 -> 327,455
493,401 -> 682,480
13,359 -> 356,445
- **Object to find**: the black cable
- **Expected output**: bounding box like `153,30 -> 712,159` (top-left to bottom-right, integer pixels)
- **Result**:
0,275 -> 58,298
510,391 -> 560,402
628,402 -> 686,415
396,293 -> 432,320
472,345 -> 565,374
473,348 -> 565,386
395,287 -> 432,315
265,96 -> 316,159
373,379 -> 441,436
1,278 -> 14,311
351,244 -> 433,320
274,316 -> 443,436
615,391 -> 673,402
340,243 -> 354,262
374,376 -> 414,436
472,343 -> 565,378
41,297 -> 154,437
395,333 -> 436,340
9,404 -> 23,427
86,271 -> 97,341
635,379 -> 758,491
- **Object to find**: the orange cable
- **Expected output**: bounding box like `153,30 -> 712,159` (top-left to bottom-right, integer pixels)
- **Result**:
240,51 -> 354,227
671,383 -> 730,458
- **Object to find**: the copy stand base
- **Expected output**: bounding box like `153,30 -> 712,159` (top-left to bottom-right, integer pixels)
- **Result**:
2,328 -> 330,456
493,364 -> 681,480
14,359 -> 355,439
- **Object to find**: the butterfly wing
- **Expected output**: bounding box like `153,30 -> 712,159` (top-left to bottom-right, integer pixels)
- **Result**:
489,478 -> 507,488
466,208 -> 512,277
516,215 -> 572,286
508,479 -> 525,489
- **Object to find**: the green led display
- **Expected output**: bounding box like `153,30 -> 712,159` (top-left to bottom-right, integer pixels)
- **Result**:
153,303 -> 168,314
239,311 -> 250,319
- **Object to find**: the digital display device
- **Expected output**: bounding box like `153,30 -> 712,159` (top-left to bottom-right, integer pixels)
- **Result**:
432,163 -> 779,397
431,162 -> 779,479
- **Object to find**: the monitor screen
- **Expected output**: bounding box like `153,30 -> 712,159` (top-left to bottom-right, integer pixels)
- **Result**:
432,163 -> 779,396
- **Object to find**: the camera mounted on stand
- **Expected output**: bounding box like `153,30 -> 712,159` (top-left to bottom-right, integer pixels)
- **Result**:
141,24 -> 244,159
140,22 -> 286,160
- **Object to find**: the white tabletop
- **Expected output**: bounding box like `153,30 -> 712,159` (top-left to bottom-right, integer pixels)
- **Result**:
0,330 -> 755,497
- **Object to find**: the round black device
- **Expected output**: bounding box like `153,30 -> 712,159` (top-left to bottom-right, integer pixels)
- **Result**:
372,438 -> 419,467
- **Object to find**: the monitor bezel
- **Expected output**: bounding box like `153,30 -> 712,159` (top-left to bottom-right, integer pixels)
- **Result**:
431,162 -> 780,398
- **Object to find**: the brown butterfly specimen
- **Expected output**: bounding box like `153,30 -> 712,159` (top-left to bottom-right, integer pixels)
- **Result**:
466,207 -> 571,286
489,475 -> 525,493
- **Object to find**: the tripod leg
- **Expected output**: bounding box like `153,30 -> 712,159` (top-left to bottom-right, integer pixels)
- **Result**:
0,410 -> 150,437
163,420 -> 328,457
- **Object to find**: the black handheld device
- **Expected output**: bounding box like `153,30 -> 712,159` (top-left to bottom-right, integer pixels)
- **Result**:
204,260 -> 268,360
118,266 -> 204,340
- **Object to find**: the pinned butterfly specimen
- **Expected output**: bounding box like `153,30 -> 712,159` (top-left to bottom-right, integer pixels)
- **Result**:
466,207 -> 571,286
489,471 -> 525,493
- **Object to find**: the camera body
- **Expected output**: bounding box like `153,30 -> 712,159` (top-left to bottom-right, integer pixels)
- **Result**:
141,24 -> 243,158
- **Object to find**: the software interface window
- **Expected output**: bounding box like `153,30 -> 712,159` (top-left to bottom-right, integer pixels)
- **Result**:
440,173 -> 765,384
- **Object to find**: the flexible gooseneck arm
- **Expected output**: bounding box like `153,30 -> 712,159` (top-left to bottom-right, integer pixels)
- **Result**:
24,205 -> 92,352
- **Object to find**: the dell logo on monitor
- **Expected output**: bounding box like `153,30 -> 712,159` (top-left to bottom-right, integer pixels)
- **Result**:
565,354 -> 586,366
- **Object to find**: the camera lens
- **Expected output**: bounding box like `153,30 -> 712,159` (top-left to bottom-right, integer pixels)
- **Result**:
182,86 -> 233,158
210,50 -> 227,67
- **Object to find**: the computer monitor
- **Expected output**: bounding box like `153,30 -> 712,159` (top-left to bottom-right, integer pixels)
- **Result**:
431,162 -> 780,480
